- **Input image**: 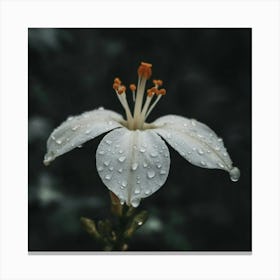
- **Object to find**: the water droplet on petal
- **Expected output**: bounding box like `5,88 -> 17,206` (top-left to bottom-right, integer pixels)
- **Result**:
198,149 -> 204,155
71,125 -> 80,131
98,150 -> 105,155
131,163 -> 138,171
144,189 -> 151,195
97,166 -> 104,171
183,123 -> 187,127
140,147 -> 146,153
164,153 -> 169,158
150,152 -> 158,158
218,138 -> 223,142
147,170 -> 155,179
120,199 -> 125,205
118,168 -> 123,173
223,152 -> 228,157
77,145 -> 83,148
160,170 -> 166,175
108,121 -> 113,125
121,181 -> 127,187
134,188 -> 141,194
105,174 -> 111,180
191,119 -> 196,126
109,166 -> 114,171
137,221 -> 143,226
156,164 -> 162,169
56,139 -> 62,144
200,161 -> 206,166
118,156 -> 126,162
230,167 -> 240,182
67,116 -> 74,121
106,140 -> 112,145
98,107 -> 104,110
131,198 -> 140,207
217,162 -> 225,168
85,129 -> 91,134
215,146 -> 221,151
119,150 -> 124,154
104,160 -> 110,166
51,135 -> 56,140
143,162 -> 148,168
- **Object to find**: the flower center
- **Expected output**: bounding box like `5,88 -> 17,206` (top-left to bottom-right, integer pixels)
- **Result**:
112,62 -> 166,130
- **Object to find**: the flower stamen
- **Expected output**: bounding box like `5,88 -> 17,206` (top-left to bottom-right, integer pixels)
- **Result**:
129,83 -> 136,102
133,62 -> 153,128
144,87 -> 166,120
113,63 -> 166,130
113,78 -> 133,128
138,62 -> 152,79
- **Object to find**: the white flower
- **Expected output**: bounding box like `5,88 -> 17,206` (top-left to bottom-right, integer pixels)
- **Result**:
44,62 -> 240,207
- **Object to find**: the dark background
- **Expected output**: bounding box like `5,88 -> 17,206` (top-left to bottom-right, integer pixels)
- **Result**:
28,28 -> 251,251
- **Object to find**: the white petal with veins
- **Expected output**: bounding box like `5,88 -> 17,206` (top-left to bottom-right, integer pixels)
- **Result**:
96,127 -> 170,207
44,108 -> 124,165
153,115 -> 234,172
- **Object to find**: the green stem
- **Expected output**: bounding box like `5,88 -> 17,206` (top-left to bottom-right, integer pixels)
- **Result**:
81,191 -> 148,251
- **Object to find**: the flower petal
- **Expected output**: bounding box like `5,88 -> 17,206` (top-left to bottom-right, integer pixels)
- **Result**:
96,127 -> 170,207
44,108 -> 124,165
153,115 -> 239,178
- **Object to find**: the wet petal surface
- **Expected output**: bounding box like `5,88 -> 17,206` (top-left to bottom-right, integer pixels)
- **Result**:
153,115 -> 239,179
96,127 -> 170,207
44,108 -> 123,165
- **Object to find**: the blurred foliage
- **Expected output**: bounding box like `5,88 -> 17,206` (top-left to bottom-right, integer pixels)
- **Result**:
28,28 -> 251,251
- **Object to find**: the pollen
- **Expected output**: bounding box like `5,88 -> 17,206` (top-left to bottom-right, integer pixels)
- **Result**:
114,77 -> 121,85
147,86 -> 159,96
117,85 -> 126,95
137,62 -> 152,79
129,84 -> 136,91
113,82 -> 119,90
158,89 -> 166,95
153,79 -> 163,87
147,89 -> 153,97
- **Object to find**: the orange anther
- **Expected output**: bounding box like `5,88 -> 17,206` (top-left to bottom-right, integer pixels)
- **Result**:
158,88 -> 166,95
129,84 -> 136,91
152,79 -> 163,87
117,85 -> 126,95
137,62 -> 152,79
147,89 -> 153,97
113,83 -> 119,90
141,62 -> 152,68
114,77 -> 121,85
150,87 -> 157,93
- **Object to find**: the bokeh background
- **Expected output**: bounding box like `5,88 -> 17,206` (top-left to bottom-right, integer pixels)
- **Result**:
28,28 -> 251,251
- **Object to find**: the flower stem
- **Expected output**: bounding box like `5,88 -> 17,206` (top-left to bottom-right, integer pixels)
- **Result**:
81,191 -> 148,251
